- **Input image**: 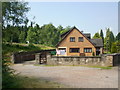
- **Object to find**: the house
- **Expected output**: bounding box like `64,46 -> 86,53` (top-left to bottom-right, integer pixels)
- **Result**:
56,26 -> 103,56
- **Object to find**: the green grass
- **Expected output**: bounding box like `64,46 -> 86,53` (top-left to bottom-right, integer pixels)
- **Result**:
34,64 -> 112,69
3,75 -> 67,88
2,43 -> 55,55
15,76 -> 67,88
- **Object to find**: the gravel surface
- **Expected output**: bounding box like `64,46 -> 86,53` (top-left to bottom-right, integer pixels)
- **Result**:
11,64 -> 118,88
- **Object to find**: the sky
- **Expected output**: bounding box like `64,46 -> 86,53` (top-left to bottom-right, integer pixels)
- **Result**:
27,2 -> 118,37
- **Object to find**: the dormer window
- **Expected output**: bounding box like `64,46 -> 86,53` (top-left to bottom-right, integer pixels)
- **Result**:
70,37 -> 75,42
78,37 -> 84,42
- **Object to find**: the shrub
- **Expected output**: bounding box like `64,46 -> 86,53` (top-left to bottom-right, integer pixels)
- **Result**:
111,42 -> 117,53
92,52 -> 95,56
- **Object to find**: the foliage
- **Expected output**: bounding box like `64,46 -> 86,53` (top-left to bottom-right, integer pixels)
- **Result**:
26,23 -> 71,47
116,40 -> 120,53
92,52 -> 95,56
2,1 -> 30,88
2,54 -> 23,88
19,31 -> 26,43
104,28 -> 115,52
2,1 -> 30,44
60,26 -> 71,34
100,29 -> 104,44
2,26 -> 20,43
92,32 -> 101,39
111,42 -> 117,53
26,27 -> 38,44
116,32 -> 120,41
50,51 -> 56,55
2,1 -> 30,27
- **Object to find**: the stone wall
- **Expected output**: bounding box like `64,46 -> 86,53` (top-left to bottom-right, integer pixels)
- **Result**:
46,54 -> 114,67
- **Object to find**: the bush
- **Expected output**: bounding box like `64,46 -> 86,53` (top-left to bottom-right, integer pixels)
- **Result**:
50,51 -> 56,55
111,42 -> 117,53
92,52 -> 95,56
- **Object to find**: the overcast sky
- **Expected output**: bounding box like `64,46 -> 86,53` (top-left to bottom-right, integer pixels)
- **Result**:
27,2 -> 118,37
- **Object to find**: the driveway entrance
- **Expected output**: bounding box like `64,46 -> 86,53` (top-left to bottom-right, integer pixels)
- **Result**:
11,65 -> 118,88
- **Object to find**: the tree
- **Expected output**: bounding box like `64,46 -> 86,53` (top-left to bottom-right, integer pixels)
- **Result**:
109,31 -> 115,42
19,31 -> 26,43
2,1 -> 30,27
92,32 -> 101,39
2,26 -> 20,43
116,32 -> 120,41
100,29 -> 104,44
2,1 -> 30,43
104,28 -> 115,52
60,26 -> 71,34
116,41 -> 120,53
57,25 -> 64,41
26,27 -> 38,43
104,28 -> 111,52
109,31 -> 115,52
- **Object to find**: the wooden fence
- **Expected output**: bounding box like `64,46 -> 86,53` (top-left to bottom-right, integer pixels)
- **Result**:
12,49 -> 55,63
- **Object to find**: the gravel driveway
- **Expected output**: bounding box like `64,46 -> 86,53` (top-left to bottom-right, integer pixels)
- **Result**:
11,64 -> 118,88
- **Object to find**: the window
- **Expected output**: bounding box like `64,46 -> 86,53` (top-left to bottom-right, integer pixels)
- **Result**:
70,48 -> 80,53
84,48 -> 92,53
70,37 -> 75,42
78,37 -> 84,42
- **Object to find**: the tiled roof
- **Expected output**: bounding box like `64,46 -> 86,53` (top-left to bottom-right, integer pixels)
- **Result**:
90,39 -> 103,47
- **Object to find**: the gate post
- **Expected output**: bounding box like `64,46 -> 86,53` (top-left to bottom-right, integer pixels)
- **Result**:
35,53 -> 41,64
46,53 -> 52,65
11,53 -> 15,64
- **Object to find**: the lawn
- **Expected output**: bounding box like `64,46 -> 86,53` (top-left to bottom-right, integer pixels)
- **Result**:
2,42 -> 55,55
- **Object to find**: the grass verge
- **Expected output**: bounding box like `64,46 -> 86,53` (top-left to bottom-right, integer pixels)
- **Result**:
34,64 -> 112,69
10,75 -> 67,88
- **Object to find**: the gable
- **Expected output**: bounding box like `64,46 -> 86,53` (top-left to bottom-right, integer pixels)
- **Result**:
56,27 -> 95,48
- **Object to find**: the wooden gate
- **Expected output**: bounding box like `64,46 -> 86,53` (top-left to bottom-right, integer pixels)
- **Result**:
113,54 -> 120,66
39,52 -> 47,64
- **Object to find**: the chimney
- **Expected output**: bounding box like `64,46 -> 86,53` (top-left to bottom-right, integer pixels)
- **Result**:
81,31 -> 83,33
